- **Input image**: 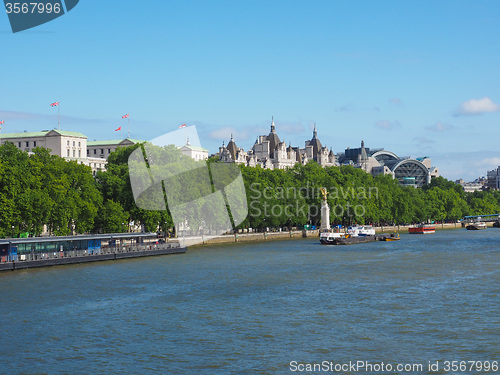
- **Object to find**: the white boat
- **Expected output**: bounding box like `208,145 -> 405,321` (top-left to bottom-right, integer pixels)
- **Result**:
466,220 -> 487,230
347,225 -> 375,236
319,230 -> 347,244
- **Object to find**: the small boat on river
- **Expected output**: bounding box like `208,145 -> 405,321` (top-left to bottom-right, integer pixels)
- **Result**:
378,233 -> 401,241
466,221 -> 487,230
409,224 -> 435,234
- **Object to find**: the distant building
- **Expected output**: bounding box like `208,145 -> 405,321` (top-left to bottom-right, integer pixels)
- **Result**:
87,138 -> 143,159
338,141 -> 439,187
486,167 -> 500,190
455,178 -> 486,193
1,129 -> 86,157
0,129 -> 107,174
218,118 -> 336,169
179,138 -> 209,161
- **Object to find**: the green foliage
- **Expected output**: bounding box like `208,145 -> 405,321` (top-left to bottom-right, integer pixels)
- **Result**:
94,200 -> 129,233
1,141 -> 499,237
0,143 -> 101,236
239,162 -> 500,228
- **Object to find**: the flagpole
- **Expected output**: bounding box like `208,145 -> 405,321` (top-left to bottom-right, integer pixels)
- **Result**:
128,116 -> 130,139
58,104 -> 60,130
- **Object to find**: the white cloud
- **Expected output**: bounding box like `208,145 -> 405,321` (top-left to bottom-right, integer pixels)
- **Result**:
0,110 -> 40,121
209,127 -> 250,142
413,136 -> 435,145
279,122 -> 305,134
375,120 -> 401,130
426,121 -> 454,132
470,157 -> 500,170
388,98 -> 403,106
454,97 -> 500,116
335,104 -> 353,112
422,150 -> 500,181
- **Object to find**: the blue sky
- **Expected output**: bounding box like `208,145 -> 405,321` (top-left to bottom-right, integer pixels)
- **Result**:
1,0 -> 500,181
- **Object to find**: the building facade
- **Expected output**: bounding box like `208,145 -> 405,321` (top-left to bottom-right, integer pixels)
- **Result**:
0,130 -> 134,174
486,167 -> 500,190
87,138 -> 142,160
337,141 -> 439,188
178,138 -> 209,161
455,178 -> 486,192
218,118 -> 336,169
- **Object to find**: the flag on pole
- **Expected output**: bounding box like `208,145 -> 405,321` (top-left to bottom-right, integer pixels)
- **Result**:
122,114 -> 129,119
0,121 -> 4,125
179,123 -> 186,128
50,101 -> 59,107
115,126 -> 122,131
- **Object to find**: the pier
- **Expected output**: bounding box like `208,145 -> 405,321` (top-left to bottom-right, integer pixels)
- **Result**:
0,232 -> 186,272
462,214 -> 500,222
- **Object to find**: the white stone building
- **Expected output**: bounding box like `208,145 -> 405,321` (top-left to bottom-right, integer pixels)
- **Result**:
87,138 -> 143,160
218,118 -> 336,169
1,129 -> 114,174
179,139 -> 209,161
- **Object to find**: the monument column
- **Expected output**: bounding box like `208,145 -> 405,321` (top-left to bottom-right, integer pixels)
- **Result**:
320,188 -> 330,231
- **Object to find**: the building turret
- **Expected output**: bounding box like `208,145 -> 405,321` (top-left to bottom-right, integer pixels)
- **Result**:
226,134 -> 238,160
266,116 -> 281,158
307,123 -> 323,160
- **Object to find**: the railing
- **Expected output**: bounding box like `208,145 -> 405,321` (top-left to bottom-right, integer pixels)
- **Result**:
0,242 -> 182,263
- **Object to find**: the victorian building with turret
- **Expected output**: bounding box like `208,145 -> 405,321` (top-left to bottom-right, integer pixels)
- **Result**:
217,118 -> 336,169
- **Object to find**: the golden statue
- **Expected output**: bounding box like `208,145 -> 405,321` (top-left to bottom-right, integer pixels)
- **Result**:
320,187 -> 328,201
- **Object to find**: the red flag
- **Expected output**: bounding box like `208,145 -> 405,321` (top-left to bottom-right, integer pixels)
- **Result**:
0,121 -> 4,125
115,126 -> 122,131
122,114 -> 129,119
50,101 -> 59,107
179,123 -> 186,128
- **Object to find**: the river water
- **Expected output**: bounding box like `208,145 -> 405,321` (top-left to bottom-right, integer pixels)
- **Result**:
0,229 -> 499,374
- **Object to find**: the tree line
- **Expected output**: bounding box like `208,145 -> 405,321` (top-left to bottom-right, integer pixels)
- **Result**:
0,141 -> 499,237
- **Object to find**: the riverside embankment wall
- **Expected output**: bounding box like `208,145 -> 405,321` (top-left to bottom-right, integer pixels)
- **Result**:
185,230 -> 319,247
192,222 -> 474,247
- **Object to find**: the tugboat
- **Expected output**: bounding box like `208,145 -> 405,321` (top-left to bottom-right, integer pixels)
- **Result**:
409,223 -> 435,234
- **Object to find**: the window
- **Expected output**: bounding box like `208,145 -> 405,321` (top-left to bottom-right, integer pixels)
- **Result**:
73,150 -> 75,157
78,142 -> 81,147
87,150 -> 89,155
33,141 -> 37,147
100,149 -> 104,154
67,140 -> 69,146
67,149 -> 70,157
25,141 -> 29,147
73,141 -> 75,147
94,149 -> 97,155
78,150 -> 81,158
18,142 -> 21,147
108,148 -> 111,154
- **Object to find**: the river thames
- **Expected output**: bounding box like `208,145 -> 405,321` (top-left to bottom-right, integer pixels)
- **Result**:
0,229 -> 498,374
